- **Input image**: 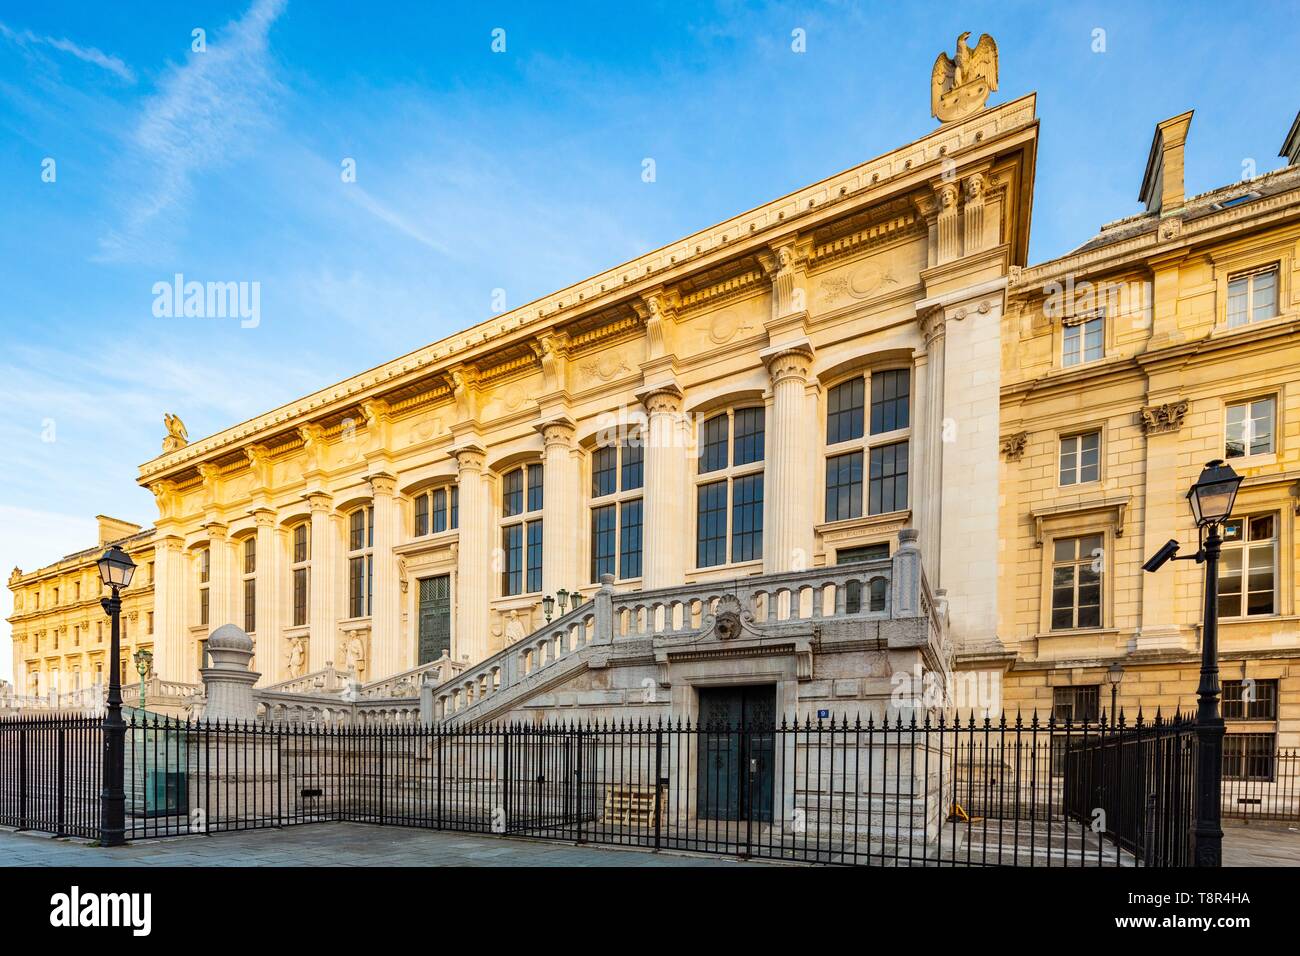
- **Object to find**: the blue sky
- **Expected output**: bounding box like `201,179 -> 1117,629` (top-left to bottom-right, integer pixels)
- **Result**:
1,0 -> 1296,679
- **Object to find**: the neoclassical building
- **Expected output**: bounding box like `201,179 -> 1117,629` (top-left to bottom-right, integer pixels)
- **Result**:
983,109 -> 1300,759
109,92 -> 1031,694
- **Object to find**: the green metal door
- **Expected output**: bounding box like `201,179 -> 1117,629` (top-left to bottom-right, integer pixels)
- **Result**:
696,685 -> 775,822
417,575 -> 451,665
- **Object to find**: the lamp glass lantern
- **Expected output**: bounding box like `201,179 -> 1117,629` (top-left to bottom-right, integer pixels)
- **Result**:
556,589 -> 569,613
1106,662 -> 1124,686
96,545 -> 137,590
134,648 -> 153,678
542,594 -> 555,620
1186,459 -> 1242,528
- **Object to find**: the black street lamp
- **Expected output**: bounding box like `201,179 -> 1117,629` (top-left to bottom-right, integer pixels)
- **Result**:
1142,458 -> 1242,867
96,544 -> 136,847
1106,661 -> 1124,725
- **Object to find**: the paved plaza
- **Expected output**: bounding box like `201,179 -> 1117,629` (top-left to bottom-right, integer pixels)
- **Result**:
2,820 -> 1297,867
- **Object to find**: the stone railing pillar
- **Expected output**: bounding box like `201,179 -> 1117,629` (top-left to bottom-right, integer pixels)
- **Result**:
594,573 -> 615,644
760,340 -> 815,573
891,528 -> 923,619
200,623 -> 260,721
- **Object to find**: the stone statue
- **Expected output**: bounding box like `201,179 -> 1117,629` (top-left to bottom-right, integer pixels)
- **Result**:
286,637 -> 306,678
162,413 -> 189,452
343,634 -> 366,677
931,32 -> 998,124
504,609 -> 526,646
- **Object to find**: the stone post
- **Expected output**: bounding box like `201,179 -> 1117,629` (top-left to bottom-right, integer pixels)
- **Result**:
760,341 -> 815,573
200,624 -> 261,721
453,442 -> 491,664
891,528 -> 923,620
594,573 -> 615,644
368,472 -> 401,679
637,383 -> 688,590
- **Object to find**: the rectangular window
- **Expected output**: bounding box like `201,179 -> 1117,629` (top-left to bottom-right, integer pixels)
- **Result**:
348,555 -> 372,618
1052,686 -> 1100,723
293,568 -> 308,627
1218,514 -> 1277,618
700,415 -> 729,473
621,441 -> 644,490
1059,432 -> 1101,485
244,578 -> 256,633
1222,679 -> 1278,720
827,378 -> 865,445
432,488 -> 447,533
696,481 -> 728,568
592,446 -> 617,497
503,469 -> 524,517
244,537 -> 256,574
1063,314 -> 1104,366
730,473 -> 764,563
591,504 -> 616,581
1224,733 -> 1276,781
415,494 -> 429,536
199,548 -> 210,584
868,441 -> 908,515
450,485 -> 459,528
349,508 -> 366,551
825,451 -> 863,522
527,463 -> 544,512
733,407 -> 765,466
199,587 -> 209,628
1050,534 -> 1103,630
870,369 -> 910,434
1225,397 -> 1275,458
526,519 -> 543,593
619,499 -> 643,579
1227,267 -> 1279,328
293,525 -> 308,563
502,524 -> 523,596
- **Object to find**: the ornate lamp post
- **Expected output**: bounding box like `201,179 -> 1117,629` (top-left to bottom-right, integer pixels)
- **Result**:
1106,662 -> 1124,725
1142,458 -> 1242,867
133,648 -> 153,712
542,593 -> 556,623
96,544 -> 136,847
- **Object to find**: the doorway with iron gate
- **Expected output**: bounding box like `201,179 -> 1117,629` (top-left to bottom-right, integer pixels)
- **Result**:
696,685 -> 776,822
417,575 -> 451,665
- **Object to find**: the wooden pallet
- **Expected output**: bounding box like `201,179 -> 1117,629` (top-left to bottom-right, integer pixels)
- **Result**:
603,784 -> 666,827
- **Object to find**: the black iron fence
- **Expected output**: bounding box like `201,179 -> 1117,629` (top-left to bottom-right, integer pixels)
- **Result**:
4,710 -> 1287,863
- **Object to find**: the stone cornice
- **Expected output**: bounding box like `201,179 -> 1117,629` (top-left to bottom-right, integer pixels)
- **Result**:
137,95 -> 1038,486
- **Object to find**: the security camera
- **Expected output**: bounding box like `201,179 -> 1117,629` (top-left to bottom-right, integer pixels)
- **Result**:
1142,538 -> 1181,573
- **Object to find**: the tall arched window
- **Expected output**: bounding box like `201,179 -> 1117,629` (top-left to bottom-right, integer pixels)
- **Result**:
695,407 -> 765,568
590,436 -> 644,581
347,507 -> 374,618
414,484 -> 459,537
825,368 -> 910,522
291,523 -> 310,626
501,464 -> 543,596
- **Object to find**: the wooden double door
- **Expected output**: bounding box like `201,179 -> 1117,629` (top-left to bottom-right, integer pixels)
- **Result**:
696,685 -> 776,822
417,575 -> 451,665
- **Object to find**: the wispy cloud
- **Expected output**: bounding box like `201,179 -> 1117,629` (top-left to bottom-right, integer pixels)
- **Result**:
0,21 -> 135,82
97,0 -> 288,262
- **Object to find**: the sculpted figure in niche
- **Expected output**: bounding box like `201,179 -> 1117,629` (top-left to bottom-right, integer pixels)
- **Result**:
344,634 -> 366,677
286,638 -> 306,678
504,609 -> 526,646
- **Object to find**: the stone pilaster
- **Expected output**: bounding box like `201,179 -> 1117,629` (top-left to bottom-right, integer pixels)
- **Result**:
305,492 -> 334,671
760,340 -> 815,573
1136,399 -> 1190,649
935,183 -> 961,264
536,417 -> 579,596
204,522 -> 233,632
251,508 -> 279,682
152,534 -> 186,681
453,443 -> 491,664
915,305 -> 947,583
963,173 -> 986,255
368,472 -> 401,678
636,382 -> 688,590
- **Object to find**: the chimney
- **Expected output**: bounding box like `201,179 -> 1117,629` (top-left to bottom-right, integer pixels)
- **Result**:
97,514 -> 142,546
1282,110 -> 1300,167
1139,110 -> 1194,214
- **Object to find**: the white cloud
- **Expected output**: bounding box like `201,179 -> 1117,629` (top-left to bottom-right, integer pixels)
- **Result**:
0,21 -> 135,83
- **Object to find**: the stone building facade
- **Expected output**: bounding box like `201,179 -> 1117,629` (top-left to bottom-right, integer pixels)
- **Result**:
982,110 -> 1300,764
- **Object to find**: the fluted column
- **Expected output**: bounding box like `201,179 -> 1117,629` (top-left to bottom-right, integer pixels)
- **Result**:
537,417 -> 579,597
453,443 -> 491,664
251,508 -> 279,682
368,472 -> 401,679
205,522 -> 233,631
306,492 -> 334,671
152,535 -> 186,681
760,341 -> 815,573
637,383 -> 688,589
916,306 -> 947,584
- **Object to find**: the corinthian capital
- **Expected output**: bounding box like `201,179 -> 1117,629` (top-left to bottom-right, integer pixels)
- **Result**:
759,340 -> 815,385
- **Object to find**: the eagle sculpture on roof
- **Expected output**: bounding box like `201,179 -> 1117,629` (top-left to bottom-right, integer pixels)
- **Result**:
931,32 -> 998,124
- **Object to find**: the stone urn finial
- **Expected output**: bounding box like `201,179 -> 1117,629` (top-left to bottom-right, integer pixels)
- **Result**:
201,623 -> 260,720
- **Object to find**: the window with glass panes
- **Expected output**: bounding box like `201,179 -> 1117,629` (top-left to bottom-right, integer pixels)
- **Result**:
590,438 -> 644,581
825,369 -> 910,522
1226,266 -> 1278,328
242,536 -> 256,633
1059,432 -> 1101,485
1050,534 -> 1102,630
1218,514 -> 1277,618
414,484 -> 459,537
347,507 -> 374,618
1223,733 -> 1276,781
197,547 -> 210,627
291,523 -> 309,627
1225,397 -> 1275,459
1222,679 -> 1278,720
502,464 -> 543,595
1062,313 -> 1104,367
695,408 -> 764,568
